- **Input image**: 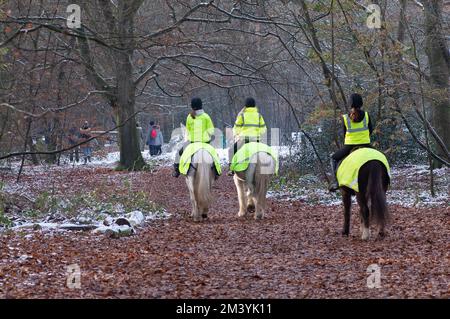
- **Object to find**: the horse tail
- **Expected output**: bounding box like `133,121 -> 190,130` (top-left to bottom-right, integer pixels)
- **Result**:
254,152 -> 275,199
366,161 -> 389,229
194,149 -> 213,208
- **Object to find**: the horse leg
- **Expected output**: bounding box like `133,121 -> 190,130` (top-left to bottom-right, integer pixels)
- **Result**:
376,175 -> 389,239
244,180 -> 256,211
197,201 -> 208,220
201,207 -> 209,220
254,191 -> 266,220
376,223 -> 385,239
234,175 -> 247,217
197,194 -> 207,220
341,189 -> 351,236
187,176 -> 201,222
357,192 -> 370,240
247,189 -> 256,214
202,173 -> 213,220
200,172 -> 214,220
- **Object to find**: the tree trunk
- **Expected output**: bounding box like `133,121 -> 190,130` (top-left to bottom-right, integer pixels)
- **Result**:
45,116 -> 60,164
27,135 -> 39,165
75,0 -> 145,170
424,0 -> 450,167
114,1 -> 145,170
114,84 -> 145,170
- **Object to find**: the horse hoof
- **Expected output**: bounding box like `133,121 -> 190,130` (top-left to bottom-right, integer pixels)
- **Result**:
255,214 -> 263,220
341,231 -> 349,237
376,232 -> 386,240
246,205 -> 255,213
202,214 -> 208,219
361,228 -> 370,240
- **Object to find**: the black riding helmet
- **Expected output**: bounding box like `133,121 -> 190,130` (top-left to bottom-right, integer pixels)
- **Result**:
349,93 -> 363,109
348,93 -> 365,122
245,97 -> 256,108
191,97 -> 203,110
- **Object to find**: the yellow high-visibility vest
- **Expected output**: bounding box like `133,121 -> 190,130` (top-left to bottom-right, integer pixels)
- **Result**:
233,107 -> 266,138
186,112 -> 215,143
343,111 -> 370,145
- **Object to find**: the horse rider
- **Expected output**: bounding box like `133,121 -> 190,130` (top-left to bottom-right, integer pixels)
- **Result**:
228,97 -> 267,175
329,93 -> 374,192
172,97 -> 215,178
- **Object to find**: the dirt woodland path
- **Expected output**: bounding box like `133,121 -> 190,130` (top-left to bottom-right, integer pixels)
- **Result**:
0,166 -> 449,298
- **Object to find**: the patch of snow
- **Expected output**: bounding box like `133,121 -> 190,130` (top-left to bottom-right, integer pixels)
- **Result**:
76,216 -> 92,224
18,254 -> 33,263
388,190 -> 449,208
126,211 -> 145,227
12,222 -> 74,230
12,222 -> 59,230
145,209 -> 171,220
6,207 -> 170,234
92,224 -> 133,234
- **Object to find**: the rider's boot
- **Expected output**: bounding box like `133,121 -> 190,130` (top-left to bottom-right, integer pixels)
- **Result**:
172,163 -> 180,178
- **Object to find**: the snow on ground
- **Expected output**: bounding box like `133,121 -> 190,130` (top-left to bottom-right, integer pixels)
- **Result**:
268,165 -> 449,208
1,144 -> 290,174
1,146 -> 448,233
0,150 -> 172,232
388,165 -> 449,208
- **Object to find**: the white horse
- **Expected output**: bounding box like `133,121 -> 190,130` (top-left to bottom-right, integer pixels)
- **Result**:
233,152 -> 276,219
185,149 -> 215,222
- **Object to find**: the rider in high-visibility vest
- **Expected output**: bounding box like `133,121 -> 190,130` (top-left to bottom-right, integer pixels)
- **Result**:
228,97 -> 267,175
329,93 -> 373,192
172,97 -> 215,177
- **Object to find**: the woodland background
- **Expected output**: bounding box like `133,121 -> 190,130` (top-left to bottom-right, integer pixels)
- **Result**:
0,0 -> 449,172
0,1 -> 449,299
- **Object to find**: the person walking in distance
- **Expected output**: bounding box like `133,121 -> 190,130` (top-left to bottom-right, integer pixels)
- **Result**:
79,121 -> 93,164
146,121 -> 164,156
67,127 -> 80,163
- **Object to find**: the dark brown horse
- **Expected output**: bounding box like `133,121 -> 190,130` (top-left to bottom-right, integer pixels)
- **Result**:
341,160 -> 390,240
